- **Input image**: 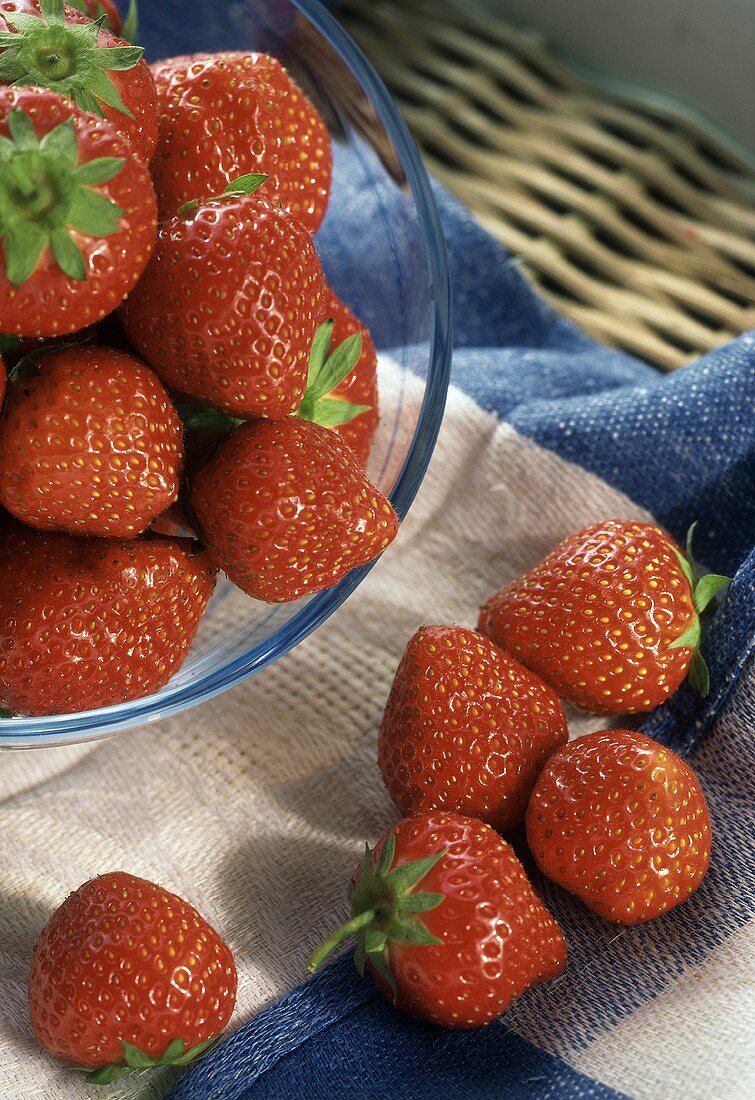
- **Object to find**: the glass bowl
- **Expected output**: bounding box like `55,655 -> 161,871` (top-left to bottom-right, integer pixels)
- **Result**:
0,0 -> 452,749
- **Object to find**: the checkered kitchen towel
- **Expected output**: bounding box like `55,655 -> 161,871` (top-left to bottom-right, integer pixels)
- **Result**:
1,5 -> 754,1100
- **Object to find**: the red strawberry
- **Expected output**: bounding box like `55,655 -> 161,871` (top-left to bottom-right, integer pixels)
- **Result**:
309,812 -> 567,1028
190,417 -> 398,603
0,346 -> 183,537
526,729 -> 712,924
150,52 -> 332,230
29,871 -> 237,1081
0,87 -> 157,337
120,180 -> 325,420
378,626 -> 568,831
0,524 -> 216,715
479,520 -> 730,715
0,0 -> 157,161
312,290 -> 379,467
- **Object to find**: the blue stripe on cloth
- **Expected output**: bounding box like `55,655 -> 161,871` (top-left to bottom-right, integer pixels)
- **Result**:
166,957 -> 631,1100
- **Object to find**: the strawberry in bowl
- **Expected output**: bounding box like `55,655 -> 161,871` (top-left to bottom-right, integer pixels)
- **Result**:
0,3 -> 452,744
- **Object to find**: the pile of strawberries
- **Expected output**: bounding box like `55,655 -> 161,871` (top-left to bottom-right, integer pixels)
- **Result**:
312,519 -> 728,1027
0,0 -> 396,719
25,519 -> 728,1085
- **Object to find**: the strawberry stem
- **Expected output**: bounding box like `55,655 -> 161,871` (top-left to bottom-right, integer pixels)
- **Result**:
308,908 -> 377,973
308,836 -> 446,999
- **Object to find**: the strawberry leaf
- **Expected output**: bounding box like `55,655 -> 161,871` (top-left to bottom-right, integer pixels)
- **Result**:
0,335 -> 20,359
692,574 -> 731,615
122,0 -> 139,43
309,398 -> 371,429
688,649 -> 710,698
122,1043 -> 155,1069
176,403 -> 244,434
299,322 -> 370,429
0,708 -> 12,719
157,1038 -> 185,1064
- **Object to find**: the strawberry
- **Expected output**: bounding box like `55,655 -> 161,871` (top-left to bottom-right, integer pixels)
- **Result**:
120,177 -> 325,420
308,290 -> 379,468
0,346 -> 183,537
28,871 -> 237,1081
0,87 -> 157,337
309,812 -> 567,1028
150,51 -> 332,230
526,729 -> 712,924
190,416 -> 398,603
478,520 -> 730,715
378,626 -> 568,831
0,0 -> 158,162
0,523 -> 216,715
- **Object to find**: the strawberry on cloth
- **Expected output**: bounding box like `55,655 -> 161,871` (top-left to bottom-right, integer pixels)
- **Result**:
310,812 -> 566,1028
378,625 -> 567,830
29,872 -> 237,1081
479,520 -> 730,714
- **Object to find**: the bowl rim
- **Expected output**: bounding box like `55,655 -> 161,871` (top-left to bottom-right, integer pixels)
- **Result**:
0,0 -> 453,749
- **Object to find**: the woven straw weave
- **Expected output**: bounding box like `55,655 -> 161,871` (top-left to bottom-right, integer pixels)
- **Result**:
340,0 -> 755,370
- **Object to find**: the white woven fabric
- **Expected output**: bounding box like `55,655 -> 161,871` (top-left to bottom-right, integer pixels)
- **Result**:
1,368 -> 749,1099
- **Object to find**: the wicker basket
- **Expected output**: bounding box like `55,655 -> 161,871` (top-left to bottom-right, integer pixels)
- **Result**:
340,0 -> 755,370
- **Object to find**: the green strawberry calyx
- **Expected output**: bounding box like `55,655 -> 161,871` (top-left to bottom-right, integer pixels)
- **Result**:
670,522 -> 732,697
0,0 -> 145,120
0,108 -> 126,285
68,0 -> 139,43
177,172 -> 269,216
177,320 -> 370,433
85,1036 -> 220,1085
308,833 -> 446,1000
298,319 -> 370,428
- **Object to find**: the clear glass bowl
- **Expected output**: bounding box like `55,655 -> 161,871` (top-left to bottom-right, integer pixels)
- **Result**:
0,0 -> 452,749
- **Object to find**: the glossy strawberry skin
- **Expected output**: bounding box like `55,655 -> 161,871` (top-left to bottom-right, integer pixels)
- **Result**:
0,88 -> 157,337
119,195 -> 325,420
28,872 -> 237,1068
368,813 -> 567,1028
190,417 -> 398,603
0,1 -> 158,162
0,347 -> 183,538
479,521 -> 696,715
0,525 -> 216,716
323,289 -> 379,467
150,52 -> 332,230
526,729 -> 712,924
379,626 -> 568,831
